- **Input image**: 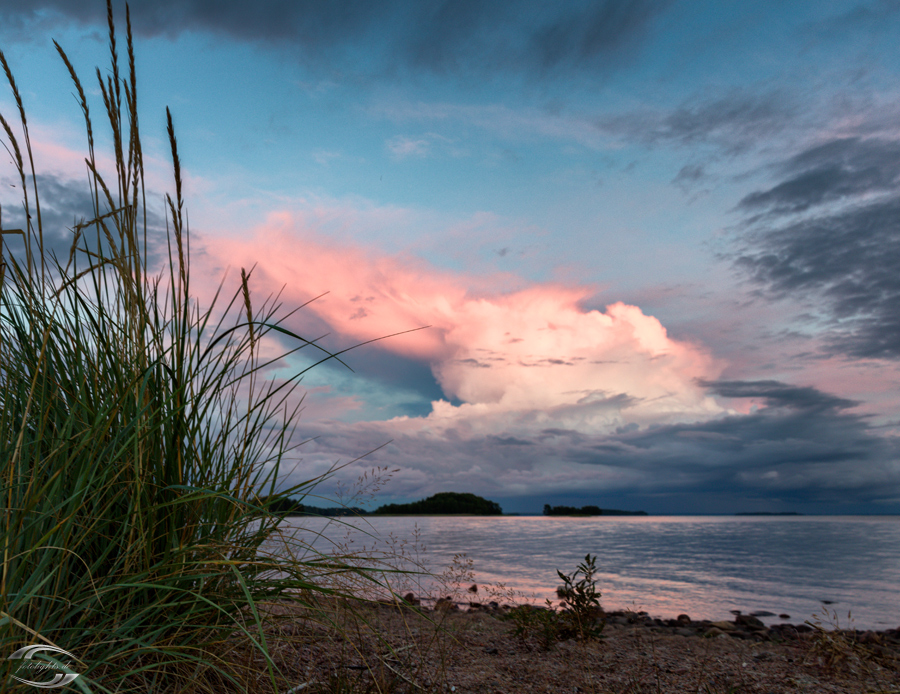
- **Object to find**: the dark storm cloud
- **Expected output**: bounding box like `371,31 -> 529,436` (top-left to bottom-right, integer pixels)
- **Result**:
0,0 -> 381,46
287,379 -> 899,514
738,138 -> 900,216
554,380 -> 875,498
600,92 -> 795,152
607,381 -> 872,474
1,173 -> 170,270
733,137 -> 900,359
2,173 -> 106,262
400,0 -> 510,73
340,347 -> 446,414
528,0 -> 669,70
0,0 -> 670,78
700,379 -> 859,412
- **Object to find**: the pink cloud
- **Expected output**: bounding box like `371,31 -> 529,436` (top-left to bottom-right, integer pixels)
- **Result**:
205,211 -> 726,436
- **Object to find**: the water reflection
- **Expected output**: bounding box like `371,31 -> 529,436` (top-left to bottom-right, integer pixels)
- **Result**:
276,515 -> 900,630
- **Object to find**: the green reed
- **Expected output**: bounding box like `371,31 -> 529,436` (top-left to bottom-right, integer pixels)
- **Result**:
0,2 -> 383,690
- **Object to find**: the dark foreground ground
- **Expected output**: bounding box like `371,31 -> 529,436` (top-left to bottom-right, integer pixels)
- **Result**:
249,598 -> 900,693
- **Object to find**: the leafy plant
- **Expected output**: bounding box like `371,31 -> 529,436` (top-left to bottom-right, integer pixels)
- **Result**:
556,553 -> 605,641
501,554 -> 604,649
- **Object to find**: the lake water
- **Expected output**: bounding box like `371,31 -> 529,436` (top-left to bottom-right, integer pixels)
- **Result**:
275,515 -> 900,631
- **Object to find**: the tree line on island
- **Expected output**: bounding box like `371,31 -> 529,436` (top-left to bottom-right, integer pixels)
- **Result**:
543,504 -> 647,516
261,492 -> 646,516
261,492 -> 502,516
375,492 -> 503,515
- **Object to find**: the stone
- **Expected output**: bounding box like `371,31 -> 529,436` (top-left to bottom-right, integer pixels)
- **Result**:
704,627 -> 725,638
676,613 -> 692,624
402,592 -> 420,606
778,625 -> 800,640
710,621 -> 735,631
859,631 -> 881,645
736,614 -> 766,629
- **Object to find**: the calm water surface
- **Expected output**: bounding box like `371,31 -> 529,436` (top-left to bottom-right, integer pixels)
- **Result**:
278,515 -> 900,630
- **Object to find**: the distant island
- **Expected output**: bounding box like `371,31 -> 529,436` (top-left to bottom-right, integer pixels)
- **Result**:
260,496 -> 365,517
735,512 -> 803,516
260,492 -> 505,516
373,492 -> 503,515
261,495 -> 650,517
543,504 -> 648,516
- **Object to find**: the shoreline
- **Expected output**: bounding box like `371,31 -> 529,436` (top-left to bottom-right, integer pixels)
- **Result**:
410,595 -> 900,640
260,594 -> 900,693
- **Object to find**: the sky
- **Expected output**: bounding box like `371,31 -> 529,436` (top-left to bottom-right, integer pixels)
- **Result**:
1,0 -> 900,513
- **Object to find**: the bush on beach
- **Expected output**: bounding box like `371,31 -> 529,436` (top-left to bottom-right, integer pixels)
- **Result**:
0,3 -> 395,690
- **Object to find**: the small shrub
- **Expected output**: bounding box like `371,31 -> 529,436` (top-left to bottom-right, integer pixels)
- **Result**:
502,554 -> 604,648
556,553 -> 605,641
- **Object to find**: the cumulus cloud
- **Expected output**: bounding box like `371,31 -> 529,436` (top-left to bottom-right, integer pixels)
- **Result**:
205,211 -> 725,439
195,216 -> 898,512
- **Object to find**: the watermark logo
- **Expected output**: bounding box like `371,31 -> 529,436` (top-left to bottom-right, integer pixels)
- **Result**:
7,645 -> 81,688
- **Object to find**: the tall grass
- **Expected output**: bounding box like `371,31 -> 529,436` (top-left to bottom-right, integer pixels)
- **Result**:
0,2 -> 384,690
